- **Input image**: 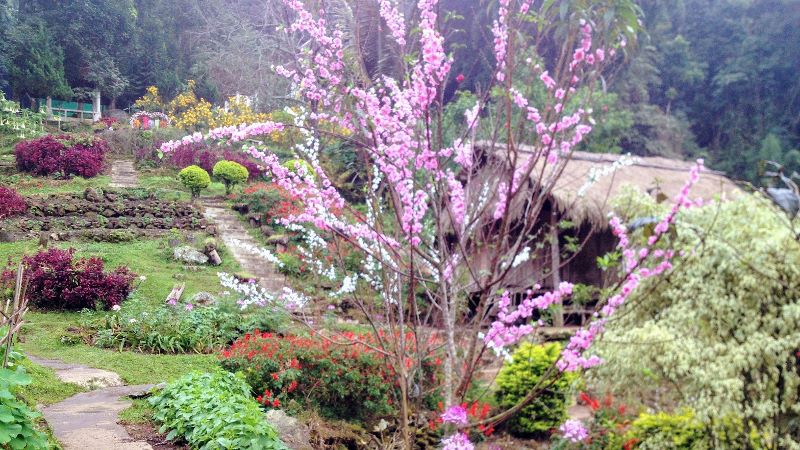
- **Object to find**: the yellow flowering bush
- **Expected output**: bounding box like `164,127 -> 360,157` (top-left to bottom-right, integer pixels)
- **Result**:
133,86 -> 164,112
209,96 -> 270,128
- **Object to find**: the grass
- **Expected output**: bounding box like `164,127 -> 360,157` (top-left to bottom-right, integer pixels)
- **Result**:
0,174 -> 111,196
0,237 -> 241,305
118,398 -> 154,424
19,312 -> 217,385
0,236 -> 241,386
17,358 -> 85,407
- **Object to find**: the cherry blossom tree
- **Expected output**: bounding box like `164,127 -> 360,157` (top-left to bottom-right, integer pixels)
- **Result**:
162,0 -> 707,446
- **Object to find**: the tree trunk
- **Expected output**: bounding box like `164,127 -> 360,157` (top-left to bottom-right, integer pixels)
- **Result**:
550,211 -> 564,327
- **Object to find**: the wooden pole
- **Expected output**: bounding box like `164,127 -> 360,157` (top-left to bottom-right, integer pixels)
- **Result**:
550,209 -> 564,327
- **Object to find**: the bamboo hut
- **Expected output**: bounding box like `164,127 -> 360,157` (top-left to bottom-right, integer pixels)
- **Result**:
465,143 -> 740,319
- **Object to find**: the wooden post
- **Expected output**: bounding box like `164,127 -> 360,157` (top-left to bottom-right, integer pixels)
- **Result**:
92,91 -> 101,122
45,96 -> 53,119
550,209 -> 564,327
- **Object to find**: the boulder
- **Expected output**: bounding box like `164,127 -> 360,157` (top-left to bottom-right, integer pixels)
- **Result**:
172,246 -> 209,265
264,410 -> 313,450
190,292 -> 217,306
84,188 -> 103,203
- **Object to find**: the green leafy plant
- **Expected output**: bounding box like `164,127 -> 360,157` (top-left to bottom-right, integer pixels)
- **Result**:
84,297 -> 285,354
0,366 -> 49,449
178,165 -> 210,198
495,342 -> 576,437
149,370 -> 287,449
626,410 -> 707,450
212,160 -> 248,194
282,159 -> 316,179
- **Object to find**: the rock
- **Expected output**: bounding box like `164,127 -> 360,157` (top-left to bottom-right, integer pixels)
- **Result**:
84,188 -> 102,203
172,246 -> 208,265
260,225 -> 275,237
104,192 -> 118,202
206,249 -> 222,266
0,231 -> 16,243
265,410 -> 313,450
190,292 -> 217,306
266,234 -> 289,246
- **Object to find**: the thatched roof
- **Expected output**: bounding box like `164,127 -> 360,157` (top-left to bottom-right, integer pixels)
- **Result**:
479,143 -> 740,230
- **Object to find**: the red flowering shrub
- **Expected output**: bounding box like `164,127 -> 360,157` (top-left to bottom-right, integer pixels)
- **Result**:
0,186 -> 26,220
2,248 -> 136,310
14,134 -> 108,178
99,117 -> 119,128
220,331 -> 441,423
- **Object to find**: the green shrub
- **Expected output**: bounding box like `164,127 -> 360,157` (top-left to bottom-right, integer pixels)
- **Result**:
85,297 -> 285,354
149,370 -> 287,449
178,165 -> 210,198
0,366 -> 49,449
213,160 -> 248,194
495,342 -> 575,437
627,410 -> 707,450
282,159 -> 316,179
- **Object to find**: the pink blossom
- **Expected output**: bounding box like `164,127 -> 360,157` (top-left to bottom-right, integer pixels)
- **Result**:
440,404 -> 469,426
559,419 -> 589,442
441,432 -> 474,450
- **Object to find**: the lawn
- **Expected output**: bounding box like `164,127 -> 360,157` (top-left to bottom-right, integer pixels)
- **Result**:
0,237 -> 241,305
0,236 -> 241,397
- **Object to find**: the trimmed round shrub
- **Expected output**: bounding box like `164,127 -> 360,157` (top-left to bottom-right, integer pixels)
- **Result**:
0,185 -> 27,220
495,342 -> 576,437
2,248 -> 136,310
178,165 -> 210,198
213,160 -> 249,194
14,134 -> 107,178
282,159 -> 316,179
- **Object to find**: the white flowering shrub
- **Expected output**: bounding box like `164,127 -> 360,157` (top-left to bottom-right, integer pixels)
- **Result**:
591,194 -> 800,448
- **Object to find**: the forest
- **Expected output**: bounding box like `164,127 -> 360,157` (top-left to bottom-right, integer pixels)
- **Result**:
2,0 -> 798,182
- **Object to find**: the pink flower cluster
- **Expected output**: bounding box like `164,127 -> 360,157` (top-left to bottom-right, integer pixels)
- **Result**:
159,121 -> 285,153
484,282 -> 574,351
557,159 -> 705,372
440,404 -> 469,426
559,419 -> 589,442
378,0 -> 406,47
441,432 -> 474,450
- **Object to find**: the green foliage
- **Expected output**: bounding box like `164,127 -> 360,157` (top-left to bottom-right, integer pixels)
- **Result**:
3,18 -> 71,100
178,165 -> 210,198
282,159 -> 315,179
149,370 -> 287,450
0,366 -> 49,449
83,296 -> 285,354
495,342 -> 575,437
0,92 -> 44,141
212,160 -> 248,194
593,194 -> 800,447
627,410 -> 708,450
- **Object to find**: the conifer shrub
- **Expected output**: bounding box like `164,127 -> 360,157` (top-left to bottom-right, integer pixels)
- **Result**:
178,165 -> 210,198
495,342 -> 576,437
213,160 -> 248,194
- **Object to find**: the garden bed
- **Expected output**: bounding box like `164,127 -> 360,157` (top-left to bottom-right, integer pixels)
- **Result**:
1,187 -> 207,237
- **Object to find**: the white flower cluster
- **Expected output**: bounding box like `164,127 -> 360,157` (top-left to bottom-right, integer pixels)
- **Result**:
329,274 -> 358,297
279,287 -> 310,309
229,239 -> 284,268
577,154 -> 635,197
217,272 -> 276,309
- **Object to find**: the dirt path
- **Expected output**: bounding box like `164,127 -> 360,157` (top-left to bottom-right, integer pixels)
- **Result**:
29,356 -> 154,450
109,159 -> 139,188
201,198 -> 287,293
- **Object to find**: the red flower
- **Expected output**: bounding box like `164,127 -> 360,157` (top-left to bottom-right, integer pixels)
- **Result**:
456,73 -> 465,83
579,391 -> 600,411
